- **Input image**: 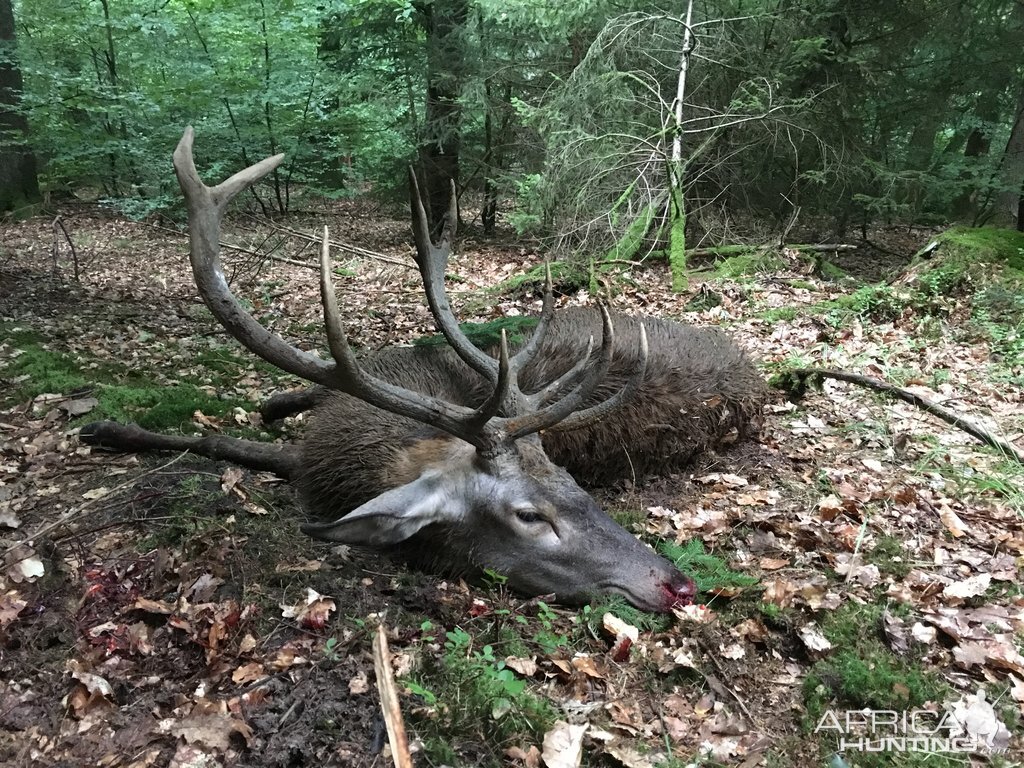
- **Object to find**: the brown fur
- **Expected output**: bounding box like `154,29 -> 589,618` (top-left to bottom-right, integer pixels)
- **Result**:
297,308 -> 767,518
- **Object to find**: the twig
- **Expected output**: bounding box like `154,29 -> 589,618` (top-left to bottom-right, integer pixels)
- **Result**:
793,368 -> 1024,464
372,624 -> 413,768
51,216 -> 82,282
696,639 -> 757,726
146,221 -> 411,271
4,452 -> 188,556
267,222 -> 412,268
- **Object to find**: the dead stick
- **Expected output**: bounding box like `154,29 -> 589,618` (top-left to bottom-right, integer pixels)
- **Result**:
795,368 -> 1024,464
372,624 -> 413,768
4,452 -> 188,556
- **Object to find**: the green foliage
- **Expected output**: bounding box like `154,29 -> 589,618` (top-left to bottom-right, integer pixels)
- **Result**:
659,539 -> 758,594
408,626 -> 556,765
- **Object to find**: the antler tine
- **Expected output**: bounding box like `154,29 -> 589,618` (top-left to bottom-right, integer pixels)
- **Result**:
173,127 -> 332,385
502,305 -> 618,441
469,330 -> 513,432
317,227 -> 504,449
510,261 -> 556,370
408,168 -> 496,381
548,323 -> 649,433
528,335 -> 595,407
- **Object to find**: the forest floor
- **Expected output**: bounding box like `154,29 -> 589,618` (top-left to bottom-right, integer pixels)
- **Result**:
1,201 -> 1023,768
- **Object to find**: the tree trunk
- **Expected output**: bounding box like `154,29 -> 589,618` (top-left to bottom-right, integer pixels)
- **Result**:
416,0 -> 468,235
995,80 -> 1024,227
0,0 -> 39,212
951,92 -> 999,220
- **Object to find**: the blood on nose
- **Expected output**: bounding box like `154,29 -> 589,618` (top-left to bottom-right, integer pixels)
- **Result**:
661,571 -> 697,608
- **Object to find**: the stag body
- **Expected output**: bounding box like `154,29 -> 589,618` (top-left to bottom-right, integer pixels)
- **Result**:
81,128 -> 767,613
301,308 -> 763,509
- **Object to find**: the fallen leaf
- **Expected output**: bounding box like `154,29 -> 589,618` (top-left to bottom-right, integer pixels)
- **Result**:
161,712 -> 253,751
0,590 -> 27,628
349,670 -> 369,694
231,663 -> 265,684
943,573 -> 991,600
61,396 -> 99,417
280,587 -> 336,629
506,656 -> 539,676
541,721 -> 587,768
798,623 -> 833,653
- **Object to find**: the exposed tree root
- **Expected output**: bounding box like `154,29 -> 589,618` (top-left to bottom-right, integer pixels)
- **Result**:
790,367 -> 1024,464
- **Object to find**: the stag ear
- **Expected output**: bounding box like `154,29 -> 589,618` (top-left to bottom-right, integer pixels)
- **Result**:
300,471 -> 464,546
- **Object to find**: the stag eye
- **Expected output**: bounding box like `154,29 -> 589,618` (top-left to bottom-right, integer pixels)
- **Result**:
513,507 -> 543,524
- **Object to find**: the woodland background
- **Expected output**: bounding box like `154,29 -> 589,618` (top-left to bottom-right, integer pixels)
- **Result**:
2,0 -> 1024,247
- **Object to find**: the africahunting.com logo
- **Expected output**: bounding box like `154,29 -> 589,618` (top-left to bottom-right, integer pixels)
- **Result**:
814,694 -> 1010,755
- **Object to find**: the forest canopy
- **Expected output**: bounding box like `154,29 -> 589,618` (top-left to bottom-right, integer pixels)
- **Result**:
2,0 -> 1023,245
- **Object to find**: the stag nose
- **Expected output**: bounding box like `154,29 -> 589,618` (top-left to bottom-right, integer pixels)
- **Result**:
661,571 -> 698,609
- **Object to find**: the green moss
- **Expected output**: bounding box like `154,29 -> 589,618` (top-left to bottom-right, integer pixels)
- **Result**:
0,331 -> 91,400
756,306 -> 799,323
813,260 -> 847,281
803,603 -> 948,728
864,535 -> 911,578
1,324 -> 245,430
413,316 -> 540,350
95,383 -> 243,430
937,226 -> 1024,270
712,250 -> 785,278
488,261 -> 590,295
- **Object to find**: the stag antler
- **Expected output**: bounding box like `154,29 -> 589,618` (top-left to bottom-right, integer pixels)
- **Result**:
173,127 -> 646,454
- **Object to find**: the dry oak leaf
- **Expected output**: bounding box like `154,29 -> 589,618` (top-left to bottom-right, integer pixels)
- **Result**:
231,663 -> 265,685
0,590 -> 27,628
798,623 -> 833,654
6,546 -> 44,583
942,573 -> 991,600
506,656 -> 539,677
280,587 -> 336,629
348,670 -> 370,694
541,721 -> 587,768
505,745 -> 542,768
160,713 -> 254,751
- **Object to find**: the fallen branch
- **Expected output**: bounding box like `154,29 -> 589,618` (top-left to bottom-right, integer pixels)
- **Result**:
686,243 -> 857,258
373,624 -> 414,768
791,368 -> 1024,464
4,452 -> 188,557
146,222 -> 411,271
267,222 -> 411,268
51,216 -> 81,282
